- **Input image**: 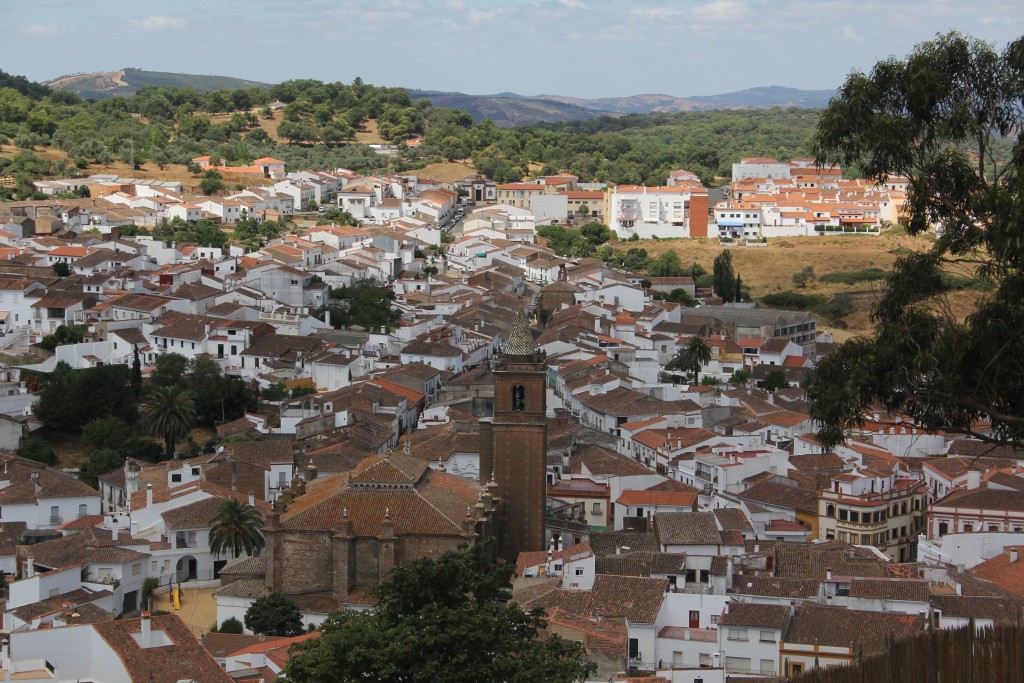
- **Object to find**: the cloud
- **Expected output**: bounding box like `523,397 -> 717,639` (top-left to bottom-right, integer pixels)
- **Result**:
23,23 -> 59,35
840,25 -> 863,42
630,6 -> 688,19
692,0 -> 747,23
128,15 -> 186,30
559,0 -> 588,9
444,0 -> 466,9
467,7 -> 506,24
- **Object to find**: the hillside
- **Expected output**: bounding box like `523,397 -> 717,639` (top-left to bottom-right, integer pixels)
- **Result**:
408,90 -> 613,126
414,85 -> 836,123
45,68 -> 271,98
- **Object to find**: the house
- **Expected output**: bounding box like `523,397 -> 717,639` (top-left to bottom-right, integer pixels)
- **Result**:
717,602 -> 792,676
0,453 -> 100,530
5,613 -> 231,682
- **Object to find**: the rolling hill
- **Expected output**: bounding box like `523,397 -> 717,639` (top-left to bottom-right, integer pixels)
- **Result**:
45,68 -> 271,99
407,90 -> 614,126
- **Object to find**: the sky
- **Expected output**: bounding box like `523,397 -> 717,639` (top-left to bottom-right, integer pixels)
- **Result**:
5,0 -> 1024,98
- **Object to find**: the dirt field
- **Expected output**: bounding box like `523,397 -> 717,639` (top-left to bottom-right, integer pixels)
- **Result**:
628,233 -> 983,339
409,160 -> 476,182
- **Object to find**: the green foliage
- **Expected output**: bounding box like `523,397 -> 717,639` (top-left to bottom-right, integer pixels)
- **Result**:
219,617 -> 244,634
82,416 -> 132,450
199,169 -> 225,195
285,541 -> 595,683
701,376 -> 720,386
261,382 -> 289,401
762,370 -> 790,392
187,356 -> 257,427
818,267 -> 889,285
51,262 -> 70,277
80,448 -> 125,486
808,32 -> 1024,451
233,218 -> 288,249
16,436 -> 56,466
209,498 -> 265,558
536,222 -> 612,258
151,353 -> 189,387
33,362 -> 136,433
729,370 -> 751,384
141,577 -> 160,611
153,217 -> 228,249
760,292 -> 826,311
138,385 -> 197,460
647,250 -> 685,277
603,246 -> 650,272
825,292 -> 855,319
666,335 -> 712,384
245,593 -> 304,637
38,323 -> 88,351
121,437 -> 163,463
712,250 -> 738,301
322,279 -> 399,331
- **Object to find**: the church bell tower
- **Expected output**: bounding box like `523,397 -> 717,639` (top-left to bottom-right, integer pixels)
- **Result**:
482,309 -> 547,562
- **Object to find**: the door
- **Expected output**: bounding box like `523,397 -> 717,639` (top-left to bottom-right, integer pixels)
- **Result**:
122,590 -> 138,614
689,610 -> 700,628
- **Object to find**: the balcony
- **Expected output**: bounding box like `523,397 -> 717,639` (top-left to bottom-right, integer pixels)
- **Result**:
49,515 -> 62,525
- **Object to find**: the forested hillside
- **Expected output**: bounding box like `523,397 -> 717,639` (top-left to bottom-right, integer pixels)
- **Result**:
1,69 -> 823,199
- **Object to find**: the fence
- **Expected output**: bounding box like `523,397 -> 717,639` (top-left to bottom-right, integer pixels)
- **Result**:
789,623 -> 1024,683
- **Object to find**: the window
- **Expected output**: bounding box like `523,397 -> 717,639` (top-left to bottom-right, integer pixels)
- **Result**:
512,384 -> 525,411
699,654 -> 712,668
760,659 -> 777,675
759,630 -> 775,642
575,567 -> 584,576
592,502 -> 602,514
171,474 -> 182,483
826,504 -> 836,517
725,656 -> 752,673
839,509 -> 849,521
727,628 -> 748,641
191,468 -> 200,476
850,511 -> 859,523
79,504 -> 87,516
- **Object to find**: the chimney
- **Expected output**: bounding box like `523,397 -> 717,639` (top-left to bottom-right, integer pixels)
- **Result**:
26,556 -> 35,578
146,483 -> 153,507
140,612 -> 152,648
231,460 -> 238,491
111,519 -> 119,541
967,470 -> 981,490
826,567 -> 833,580
1010,547 -> 1019,564
248,491 -> 255,507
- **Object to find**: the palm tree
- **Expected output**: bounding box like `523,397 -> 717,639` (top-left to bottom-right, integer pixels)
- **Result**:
209,498 -> 265,558
682,335 -> 713,385
138,384 -> 197,460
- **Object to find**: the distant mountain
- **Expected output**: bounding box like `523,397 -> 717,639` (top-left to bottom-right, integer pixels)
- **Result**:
407,90 -> 614,127
45,68 -> 271,99
541,86 -> 835,114
409,85 -> 833,126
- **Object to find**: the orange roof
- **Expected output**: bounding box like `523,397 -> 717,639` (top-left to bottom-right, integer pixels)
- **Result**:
48,246 -> 90,257
616,489 -> 698,508
368,377 -> 425,404
252,157 -> 285,165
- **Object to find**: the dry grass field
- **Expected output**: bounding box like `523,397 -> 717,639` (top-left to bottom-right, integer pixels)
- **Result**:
409,160 -> 476,182
627,233 -> 984,340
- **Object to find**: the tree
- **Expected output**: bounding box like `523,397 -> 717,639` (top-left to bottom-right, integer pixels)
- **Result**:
762,370 -> 790,392
808,32 -> 1024,450
729,369 -> 751,385
200,169 -> 225,195
712,250 -> 737,302
648,250 -> 685,277
209,498 -> 265,558
666,335 -> 712,384
151,353 -> 189,388
131,345 -> 142,397
138,385 -> 196,460
792,265 -> 815,288
285,542 -> 594,683
38,323 -> 88,351
245,593 -> 304,637
33,363 -> 136,433
51,262 -> 70,277
16,436 -> 56,466
322,279 -> 400,331
82,416 -> 131,451
219,617 -> 244,634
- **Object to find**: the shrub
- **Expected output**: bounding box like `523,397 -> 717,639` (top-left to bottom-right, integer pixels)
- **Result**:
818,268 -> 890,285
760,292 -> 826,310
219,617 -> 244,634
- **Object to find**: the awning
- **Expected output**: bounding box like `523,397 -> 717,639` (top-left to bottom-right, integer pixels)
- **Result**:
716,220 -> 745,227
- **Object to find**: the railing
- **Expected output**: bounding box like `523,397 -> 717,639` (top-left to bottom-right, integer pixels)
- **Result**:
49,515 -> 63,525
